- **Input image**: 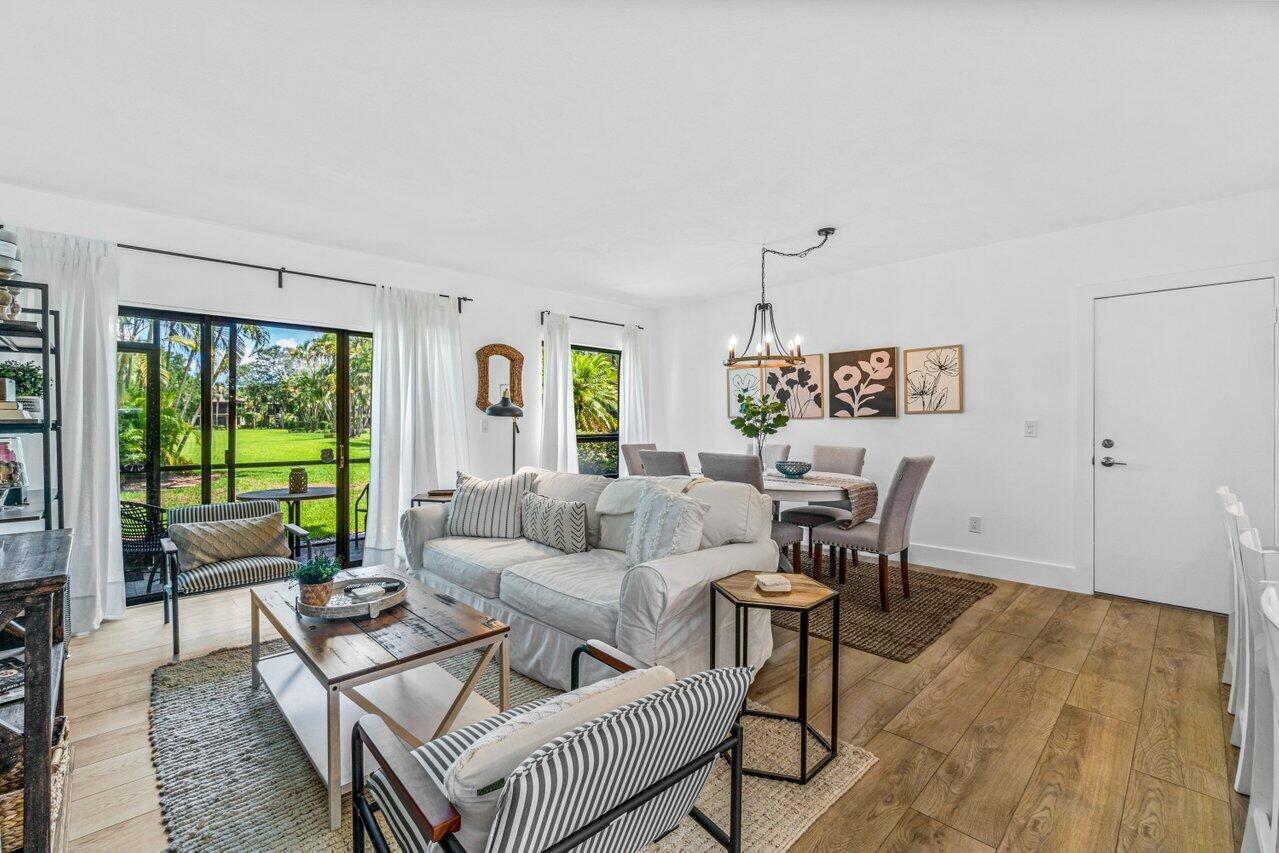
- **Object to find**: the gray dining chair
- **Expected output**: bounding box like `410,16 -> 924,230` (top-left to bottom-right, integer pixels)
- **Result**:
811,455 -> 934,611
621,443 -> 657,475
745,443 -> 791,467
779,445 -> 867,557
699,452 -> 803,572
638,449 -> 690,476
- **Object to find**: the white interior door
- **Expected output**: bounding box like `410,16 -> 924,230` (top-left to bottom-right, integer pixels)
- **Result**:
1094,277 -> 1276,611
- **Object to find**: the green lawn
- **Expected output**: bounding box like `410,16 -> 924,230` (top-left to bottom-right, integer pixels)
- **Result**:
121,428 -> 372,541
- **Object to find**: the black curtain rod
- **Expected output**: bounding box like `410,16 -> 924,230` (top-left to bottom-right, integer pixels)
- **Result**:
540,310 -> 643,330
116,242 -> 475,312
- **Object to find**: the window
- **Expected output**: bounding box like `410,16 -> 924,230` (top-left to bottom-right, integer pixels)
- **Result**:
572,346 -> 620,477
117,308 -> 372,604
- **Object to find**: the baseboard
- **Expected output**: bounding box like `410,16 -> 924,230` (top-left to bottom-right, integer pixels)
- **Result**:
903,543 -> 1089,594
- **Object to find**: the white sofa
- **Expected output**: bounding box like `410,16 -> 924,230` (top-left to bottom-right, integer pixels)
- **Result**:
400,468 -> 777,689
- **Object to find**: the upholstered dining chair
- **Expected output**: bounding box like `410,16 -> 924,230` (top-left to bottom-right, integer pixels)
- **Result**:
779,445 -> 867,555
1232,511 -> 1279,797
1249,585 -> 1279,852
744,443 -> 790,467
1219,486 -> 1240,690
810,455 -> 934,610
638,449 -> 690,476
354,641 -> 748,853
621,442 -> 657,476
699,452 -> 804,571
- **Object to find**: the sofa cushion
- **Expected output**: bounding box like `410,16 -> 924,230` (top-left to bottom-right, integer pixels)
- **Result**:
596,476 -> 700,552
499,550 -> 629,641
423,536 -> 562,599
686,480 -> 773,548
626,483 -> 707,567
176,555 -> 297,594
520,492 -> 588,554
521,467 -> 610,548
447,470 -> 536,539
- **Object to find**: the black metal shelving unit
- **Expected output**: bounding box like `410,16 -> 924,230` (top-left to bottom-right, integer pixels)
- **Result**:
0,282 -> 63,532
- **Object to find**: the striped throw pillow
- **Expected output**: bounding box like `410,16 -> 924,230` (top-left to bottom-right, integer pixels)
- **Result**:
521,493 -> 588,554
447,471 -> 536,539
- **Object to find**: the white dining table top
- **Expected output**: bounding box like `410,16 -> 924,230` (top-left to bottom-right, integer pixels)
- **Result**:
759,477 -> 849,502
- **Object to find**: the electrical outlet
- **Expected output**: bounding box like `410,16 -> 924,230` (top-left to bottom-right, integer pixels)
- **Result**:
968,515 -> 982,534
1023,420 -> 1038,438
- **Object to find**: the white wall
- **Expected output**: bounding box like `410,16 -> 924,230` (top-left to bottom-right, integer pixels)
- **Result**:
654,189 -> 1279,592
0,181 -> 654,483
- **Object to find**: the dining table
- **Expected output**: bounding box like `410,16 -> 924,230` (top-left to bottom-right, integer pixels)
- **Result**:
760,470 -> 880,527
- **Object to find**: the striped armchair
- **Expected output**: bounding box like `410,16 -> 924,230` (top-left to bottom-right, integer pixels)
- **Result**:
160,499 -> 311,658
354,641 -> 748,852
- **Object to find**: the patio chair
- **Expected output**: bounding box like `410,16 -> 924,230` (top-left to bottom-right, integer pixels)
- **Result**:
353,640 -> 748,852
354,483 -> 370,542
120,500 -> 166,593
161,499 -> 311,658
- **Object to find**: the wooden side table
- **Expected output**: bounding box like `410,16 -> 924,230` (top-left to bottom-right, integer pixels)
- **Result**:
711,570 -> 838,784
411,490 -> 454,506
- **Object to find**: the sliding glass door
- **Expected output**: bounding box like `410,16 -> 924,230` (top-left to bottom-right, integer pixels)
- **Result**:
117,309 -> 371,604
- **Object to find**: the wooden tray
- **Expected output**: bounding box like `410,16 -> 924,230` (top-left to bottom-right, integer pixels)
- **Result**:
295,574 -> 407,620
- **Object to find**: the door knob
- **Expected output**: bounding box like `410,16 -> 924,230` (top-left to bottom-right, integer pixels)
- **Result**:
1100,456 -> 1127,467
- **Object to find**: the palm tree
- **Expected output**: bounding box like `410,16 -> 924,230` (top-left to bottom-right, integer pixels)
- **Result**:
572,350 -> 619,434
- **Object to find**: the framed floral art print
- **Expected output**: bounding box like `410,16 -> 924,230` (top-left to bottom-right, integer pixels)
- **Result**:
903,344 -> 964,413
726,366 -> 764,418
829,347 -> 898,418
764,354 -> 824,419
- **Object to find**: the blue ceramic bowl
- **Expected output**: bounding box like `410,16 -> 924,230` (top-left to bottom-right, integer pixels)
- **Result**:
774,461 -> 812,479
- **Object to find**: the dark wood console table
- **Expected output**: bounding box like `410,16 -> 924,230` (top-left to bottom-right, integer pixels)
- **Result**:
0,530 -> 71,852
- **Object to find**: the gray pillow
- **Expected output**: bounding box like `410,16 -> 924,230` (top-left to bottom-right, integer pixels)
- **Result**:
521,493 -> 588,554
447,471 -> 537,539
168,512 -> 290,572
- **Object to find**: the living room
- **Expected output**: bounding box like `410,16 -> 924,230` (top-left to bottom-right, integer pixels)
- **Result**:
1,2 -> 1277,851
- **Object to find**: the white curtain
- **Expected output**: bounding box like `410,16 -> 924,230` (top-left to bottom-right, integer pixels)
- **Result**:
18,229 -> 125,633
365,287 -> 469,567
618,324 -> 649,446
538,312 -> 577,472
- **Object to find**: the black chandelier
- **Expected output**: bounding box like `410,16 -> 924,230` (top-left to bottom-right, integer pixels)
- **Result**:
724,227 -> 836,369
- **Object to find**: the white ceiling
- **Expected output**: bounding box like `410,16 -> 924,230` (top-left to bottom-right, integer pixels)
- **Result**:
6,1 -> 1279,304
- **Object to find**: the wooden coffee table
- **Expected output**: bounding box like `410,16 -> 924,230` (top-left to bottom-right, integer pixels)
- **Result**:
250,567 -> 510,829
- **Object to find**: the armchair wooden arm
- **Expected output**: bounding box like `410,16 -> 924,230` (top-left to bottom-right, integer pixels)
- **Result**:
353,715 -> 461,845
283,523 -> 314,561
570,640 -> 645,689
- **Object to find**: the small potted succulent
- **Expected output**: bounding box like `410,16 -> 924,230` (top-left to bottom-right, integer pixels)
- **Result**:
292,555 -> 341,607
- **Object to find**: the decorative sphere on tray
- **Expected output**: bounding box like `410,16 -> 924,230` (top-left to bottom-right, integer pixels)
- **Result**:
775,461 -> 812,479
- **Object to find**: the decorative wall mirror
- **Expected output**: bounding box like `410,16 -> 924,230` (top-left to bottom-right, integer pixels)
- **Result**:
475,343 -> 524,412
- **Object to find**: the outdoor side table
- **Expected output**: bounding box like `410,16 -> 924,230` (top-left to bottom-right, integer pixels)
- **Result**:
711,570 -> 839,784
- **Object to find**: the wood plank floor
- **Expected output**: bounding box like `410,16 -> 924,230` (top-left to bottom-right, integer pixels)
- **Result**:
63,568 -> 1242,850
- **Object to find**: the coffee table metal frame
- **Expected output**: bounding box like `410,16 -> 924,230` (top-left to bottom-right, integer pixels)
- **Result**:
710,576 -> 839,784
250,582 -> 509,829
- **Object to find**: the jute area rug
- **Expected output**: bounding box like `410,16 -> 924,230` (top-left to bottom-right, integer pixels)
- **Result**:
150,643 -> 876,852
773,553 -> 996,662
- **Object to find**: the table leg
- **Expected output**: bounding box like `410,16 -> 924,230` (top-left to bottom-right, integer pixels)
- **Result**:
709,588 -> 717,669
499,636 -> 510,712
435,643 -> 499,739
830,595 -> 840,754
251,599 -> 261,690
327,684 -> 341,830
798,609 -> 809,781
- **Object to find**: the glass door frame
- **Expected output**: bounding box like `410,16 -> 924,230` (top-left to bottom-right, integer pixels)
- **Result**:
118,306 -> 372,564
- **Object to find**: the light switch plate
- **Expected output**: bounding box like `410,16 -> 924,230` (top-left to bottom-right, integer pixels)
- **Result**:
1023,420 -> 1038,438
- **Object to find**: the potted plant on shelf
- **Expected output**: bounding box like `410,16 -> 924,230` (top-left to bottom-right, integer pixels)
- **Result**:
0,360 -> 43,419
292,555 -> 341,607
730,391 -> 790,465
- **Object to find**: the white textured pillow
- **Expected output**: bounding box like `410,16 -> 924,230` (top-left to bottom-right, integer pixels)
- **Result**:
447,471 -> 536,539
686,480 -> 774,547
625,482 -> 708,566
444,666 -> 675,852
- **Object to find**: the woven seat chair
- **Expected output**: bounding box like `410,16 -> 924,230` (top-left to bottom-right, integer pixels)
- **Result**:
354,641 -> 749,852
161,499 -> 311,658
120,500 -> 166,593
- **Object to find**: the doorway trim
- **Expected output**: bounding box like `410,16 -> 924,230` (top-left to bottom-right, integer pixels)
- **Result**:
1072,260 -> 1279,596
